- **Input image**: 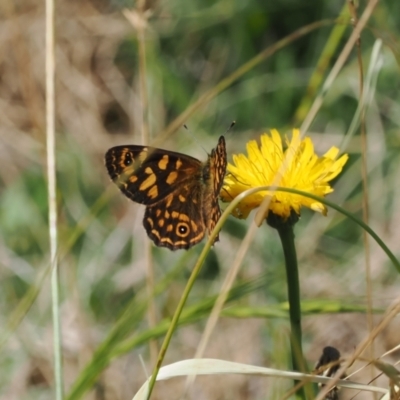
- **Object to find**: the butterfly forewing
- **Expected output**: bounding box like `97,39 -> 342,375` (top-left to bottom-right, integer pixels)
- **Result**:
105,146 -> 202,206
204,136 -> 226,236
211,136 -> 228,196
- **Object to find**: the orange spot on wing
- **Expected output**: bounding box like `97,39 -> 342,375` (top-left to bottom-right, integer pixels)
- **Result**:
171,211 -> 179,219
165,196 -> 173,208
178,214 -> 190,222
158,155 -> 169,170
139,173 -> 156,191
129,175 -> 138,183
189,231 -> 205,244
151,229 -> 161,239
190,220 -> 198,232
166,171 -> 178,185
139,150 -> 148,162
148,185 -> 158,199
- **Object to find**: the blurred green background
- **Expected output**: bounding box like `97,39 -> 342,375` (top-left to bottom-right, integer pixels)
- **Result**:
1,0 -> 400,399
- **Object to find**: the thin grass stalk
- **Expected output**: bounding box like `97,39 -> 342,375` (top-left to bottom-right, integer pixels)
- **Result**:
300,0 -> 379,134
294,3 -> 350,124
0,268 -> 48,349
46,0 -> 64,398
128,4 -> 159,363
340,40 -> 383,150
348,0 -> 376,391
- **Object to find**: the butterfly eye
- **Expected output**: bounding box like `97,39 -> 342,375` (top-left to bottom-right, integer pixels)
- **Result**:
176,222 -> 190,237
124,152 -> 133,166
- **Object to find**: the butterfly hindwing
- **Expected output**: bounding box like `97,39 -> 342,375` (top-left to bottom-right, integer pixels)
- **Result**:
143,184 -> 206,250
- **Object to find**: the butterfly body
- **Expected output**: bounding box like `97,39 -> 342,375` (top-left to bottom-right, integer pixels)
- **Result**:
105,136 -> 227,250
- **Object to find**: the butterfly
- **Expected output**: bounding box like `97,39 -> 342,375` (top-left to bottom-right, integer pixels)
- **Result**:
105,136 -> 227,250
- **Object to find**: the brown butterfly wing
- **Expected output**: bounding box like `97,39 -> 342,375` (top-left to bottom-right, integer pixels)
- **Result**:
211,136 -> 227,196
204,136 -> 227,237
105,145 -> 202,206
143,184 -> 207,250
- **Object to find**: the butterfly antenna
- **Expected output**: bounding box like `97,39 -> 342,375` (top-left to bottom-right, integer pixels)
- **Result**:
183,121 -> 235,154
183,124 -> 207,154
225,120 -> 236,135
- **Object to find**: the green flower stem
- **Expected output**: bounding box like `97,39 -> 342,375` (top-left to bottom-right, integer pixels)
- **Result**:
276,224 -> 304,370
275,219 -> 310,399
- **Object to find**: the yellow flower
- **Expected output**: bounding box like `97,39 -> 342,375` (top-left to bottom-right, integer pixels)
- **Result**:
221,129 -> 349,220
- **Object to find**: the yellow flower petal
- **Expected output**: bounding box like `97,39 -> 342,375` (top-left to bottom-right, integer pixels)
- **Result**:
221,129 -> 348,220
